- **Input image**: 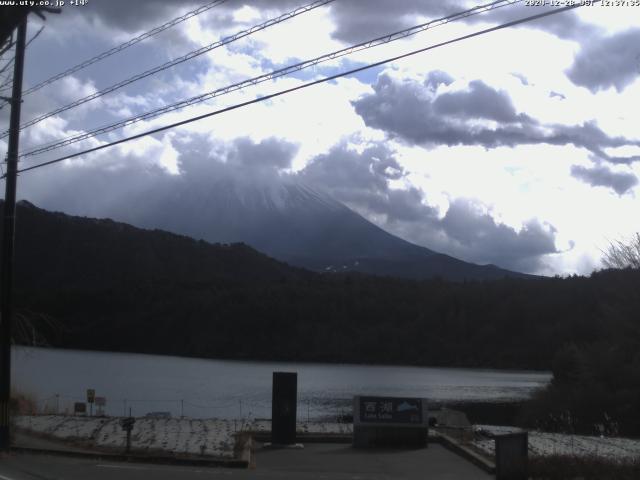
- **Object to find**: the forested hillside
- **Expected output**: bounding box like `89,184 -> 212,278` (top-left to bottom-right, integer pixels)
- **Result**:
4,201 -> 637,374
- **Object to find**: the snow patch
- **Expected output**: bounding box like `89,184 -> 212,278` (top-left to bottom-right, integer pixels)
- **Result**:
15,415 -> 354,458
472,425 -> 640,461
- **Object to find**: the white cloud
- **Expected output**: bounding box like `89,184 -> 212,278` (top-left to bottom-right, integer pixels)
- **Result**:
6,1 -> 639,276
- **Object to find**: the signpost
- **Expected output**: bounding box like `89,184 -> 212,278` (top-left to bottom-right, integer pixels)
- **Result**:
353,395 -> 428,448
86,389 -> 95,416
120,417 -> 136,453
271,372 -> 298,446
74,402 -> 87,415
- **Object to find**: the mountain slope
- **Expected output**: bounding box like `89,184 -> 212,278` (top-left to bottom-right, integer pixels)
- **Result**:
2,199 -> 635,373
108,178 -> 530,280
5,200 -> 305,293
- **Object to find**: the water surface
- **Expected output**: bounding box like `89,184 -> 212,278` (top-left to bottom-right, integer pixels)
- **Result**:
13,347 -> 550,420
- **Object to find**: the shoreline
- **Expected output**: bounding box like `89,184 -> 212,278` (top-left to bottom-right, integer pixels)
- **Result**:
12,345 -> 554,375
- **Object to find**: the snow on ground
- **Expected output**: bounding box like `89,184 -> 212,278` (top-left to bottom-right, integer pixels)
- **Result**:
14,415 -> 353,458
24,415 -> 638,462
15,415 -> 237,458
472,425 -> 640,462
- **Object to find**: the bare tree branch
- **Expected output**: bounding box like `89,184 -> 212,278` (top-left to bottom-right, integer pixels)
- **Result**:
602,233 -> 640,270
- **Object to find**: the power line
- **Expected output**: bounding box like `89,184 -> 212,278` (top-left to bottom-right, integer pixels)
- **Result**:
0,0 -> 335,138
19,0 -> 229,98
0,26 -> 45,101
6,2 -> 588,179
0,24 -> 43,76
19,0 -> 521,159
0,50 -> 16,83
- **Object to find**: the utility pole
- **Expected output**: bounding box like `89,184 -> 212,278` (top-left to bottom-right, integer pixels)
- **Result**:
0,16 -> 27,451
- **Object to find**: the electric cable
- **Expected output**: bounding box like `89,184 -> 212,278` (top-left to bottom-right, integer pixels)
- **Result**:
20,0 -> 229,97
2,0 -> 335,138
5,2 -> 588,179
19,0 -> 521,158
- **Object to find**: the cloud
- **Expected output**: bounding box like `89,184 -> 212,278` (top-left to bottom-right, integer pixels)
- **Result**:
64,0 -> 599,47
470,4 -> 602,40
62,0 -> 204,33
511,73 -> 529,86
326,1 -> 599,44
297,142 -> 559,273
438,198 -> 558,271
353,73 -> 640,163
326,0 -> 462,44
15,127 -> 561,274
17,135 -> 289,213
433,80 -> 522,123
566,28 -> 640,93
298,143 -> 437,223
227,136 -> 298,171
571,164 -> 638,195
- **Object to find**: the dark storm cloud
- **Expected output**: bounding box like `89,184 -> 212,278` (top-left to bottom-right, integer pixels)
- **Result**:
433,80 -> 522,122
67,0 -> 306,34
353,74 -> 640,164
441,199 -> 557,258
566,28 -> 640,93
63,0 -> 206,33
298,143 -> 436,222
571,164 -> 638,195
325,0 -> 463,44
326,1 -> 599,44
227,137 -> 298,171
437,198 -> 558,272
73,0 -> 455,42
297,143 -> 558,273
17,135 -> 296,218
66,0 -> 598,44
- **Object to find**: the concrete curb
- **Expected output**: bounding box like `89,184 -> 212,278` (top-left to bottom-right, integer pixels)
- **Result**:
432,432 -> 495,474
9,445 -> 249,468
252,432 -> 352,444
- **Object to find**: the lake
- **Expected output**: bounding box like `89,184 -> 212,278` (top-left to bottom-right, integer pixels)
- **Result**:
12,347 -> 550,420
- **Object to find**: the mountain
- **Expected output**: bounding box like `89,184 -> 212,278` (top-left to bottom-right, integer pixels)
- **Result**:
3,199 -> 637,373
5,199 -> 304,294
105,177 -> 530,281
5,201 -> 639,437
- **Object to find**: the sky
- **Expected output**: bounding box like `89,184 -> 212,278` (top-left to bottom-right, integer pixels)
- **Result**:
1,0 -> 639,276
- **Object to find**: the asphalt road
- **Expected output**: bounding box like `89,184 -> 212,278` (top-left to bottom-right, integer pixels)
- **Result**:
0,444 -> 492,480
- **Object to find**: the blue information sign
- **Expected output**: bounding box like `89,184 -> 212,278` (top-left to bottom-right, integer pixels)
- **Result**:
359,396 -> 423,424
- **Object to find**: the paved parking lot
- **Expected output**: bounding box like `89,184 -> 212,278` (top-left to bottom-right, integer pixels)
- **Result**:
0,443 -> 491,480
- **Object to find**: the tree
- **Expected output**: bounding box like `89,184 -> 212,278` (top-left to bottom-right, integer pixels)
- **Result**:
602,233 -> 640,269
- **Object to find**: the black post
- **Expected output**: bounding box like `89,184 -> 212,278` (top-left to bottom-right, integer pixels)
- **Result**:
120,416 -> 135,454
0,16 -> 27,451
495,432 -> 529,480
126,428 -> 132,453
271,372 -> 297,445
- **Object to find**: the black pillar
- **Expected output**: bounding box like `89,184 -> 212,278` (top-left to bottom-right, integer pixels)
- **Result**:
271,371 -> 297,445
0,16 -> 27,451
496,432 -> 528,480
